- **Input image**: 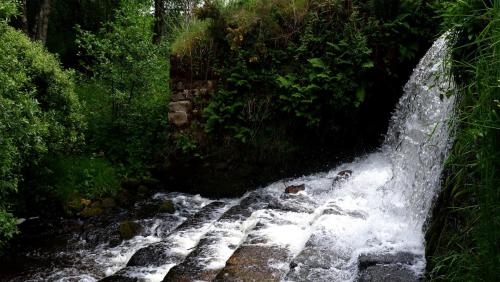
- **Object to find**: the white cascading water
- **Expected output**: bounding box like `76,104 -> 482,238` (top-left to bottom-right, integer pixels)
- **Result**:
11,33 -> 455,282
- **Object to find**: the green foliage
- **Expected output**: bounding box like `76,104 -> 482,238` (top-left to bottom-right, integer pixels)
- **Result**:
198,0 -> 428,141
46,156 -> 121,206
427,1 -> 500,281
277,7 -> 373,126
171,18 -> 212,56
45,0 -> 120,66
0,210 -> 17,252
0,0 -> 19,22
77,0 -> 170,174
0,23 -> 83,249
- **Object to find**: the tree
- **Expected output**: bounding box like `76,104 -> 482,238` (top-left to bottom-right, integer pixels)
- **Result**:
77,0 -> 170,173
0,22 -> 83,251
33,0 -> 51,43
154,0 -> 167,43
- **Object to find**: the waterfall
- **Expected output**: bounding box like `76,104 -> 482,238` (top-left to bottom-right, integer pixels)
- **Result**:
9,34 -> 456,282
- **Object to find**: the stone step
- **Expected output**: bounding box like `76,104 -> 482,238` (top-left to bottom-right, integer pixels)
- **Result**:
356,252 -> 422,282
214,245 -> 289,282
212,200 -> 318,282
162,192 -> 274,282
100,201 -> 229,281
127,201 -> 228,267
285,204 -> 369,281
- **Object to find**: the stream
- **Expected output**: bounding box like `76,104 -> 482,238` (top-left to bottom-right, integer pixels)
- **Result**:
1,33 -> 455,282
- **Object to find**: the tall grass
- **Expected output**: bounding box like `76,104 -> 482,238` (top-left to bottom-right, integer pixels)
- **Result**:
426,1 -> 499,281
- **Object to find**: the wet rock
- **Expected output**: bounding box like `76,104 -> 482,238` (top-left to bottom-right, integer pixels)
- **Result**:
101,198 -> 117,209
285,184 -> 305,194
126,242 -> 182,267
269,194 -> 317,214
168,111 -> 188,126
159,200 -> 176,214
332,169 -> 353,185
169,101 -> 192,112
358,252 -> 421,270
285,230 -> 352,281
357,264 -> 420,282
65,193 -> 87,214
119,220 -> 142,240
356,252 -> 422,282
126,201 -> 227,267
79,207 -> 104,218
164,265 -> 220,282
214,245 -> 289,282
100,274 -> 138,282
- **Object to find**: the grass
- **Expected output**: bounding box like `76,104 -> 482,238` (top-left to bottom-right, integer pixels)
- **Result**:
426,1 -> 500,281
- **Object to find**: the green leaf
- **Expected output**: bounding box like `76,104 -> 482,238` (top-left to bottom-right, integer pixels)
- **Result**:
362,61 -> 374,69
308,58 -> 326,69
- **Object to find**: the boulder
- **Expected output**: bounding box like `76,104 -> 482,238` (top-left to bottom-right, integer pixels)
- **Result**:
285,184 -> 306,194
79,207 -> 103,218
159,200 -> 176,214
169,100 -> 192,112
119,220 -> 142,240
101,198 -> 117,209
168,111 -> 189,126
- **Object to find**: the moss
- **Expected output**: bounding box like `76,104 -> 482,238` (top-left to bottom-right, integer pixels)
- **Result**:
159,200 -> 176,214
119,220 -> 142,240
79,207 -> 103,218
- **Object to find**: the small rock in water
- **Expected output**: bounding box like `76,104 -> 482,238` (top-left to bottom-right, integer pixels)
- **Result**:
159,199 -> 176,214
119,220 -> 142,240
285,184 -> 305,194
332,169 -> 353,186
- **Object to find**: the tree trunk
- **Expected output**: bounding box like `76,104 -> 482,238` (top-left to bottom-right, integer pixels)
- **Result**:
153,0 -> 167,44
33,0 -> 51,44
20,0 -> 29,35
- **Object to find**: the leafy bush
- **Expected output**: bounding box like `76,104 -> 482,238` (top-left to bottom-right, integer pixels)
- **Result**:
0,210 -> 17,253
196,0 -> 432,141
77,0 -> 170,175
46,156 -> 121,212
0,23 -> 83,249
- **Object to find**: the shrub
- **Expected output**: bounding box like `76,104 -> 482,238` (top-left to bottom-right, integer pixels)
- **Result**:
45,156 -> 121,213
77,0 -> 170,175
0,23 -> 83,249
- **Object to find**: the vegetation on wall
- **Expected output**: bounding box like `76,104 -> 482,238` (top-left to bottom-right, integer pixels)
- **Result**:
426,1 -> 499,281
162,0 -> 443,196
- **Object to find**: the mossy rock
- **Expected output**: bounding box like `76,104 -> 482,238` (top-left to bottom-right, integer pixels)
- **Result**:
80,207 -> 104,218
64,193 -> 89,214
159,200 -> 176,214
119,220 -> 142,240
101,197 -> 117,208
137,185 -> 149,197
90,200 -> 103,208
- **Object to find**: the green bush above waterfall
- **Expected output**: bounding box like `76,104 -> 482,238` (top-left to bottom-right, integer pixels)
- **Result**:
178,0 -> 442,141
165,0 -> 444,194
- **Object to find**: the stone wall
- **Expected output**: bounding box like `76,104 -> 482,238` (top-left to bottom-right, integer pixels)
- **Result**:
168,80 -> 216,127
